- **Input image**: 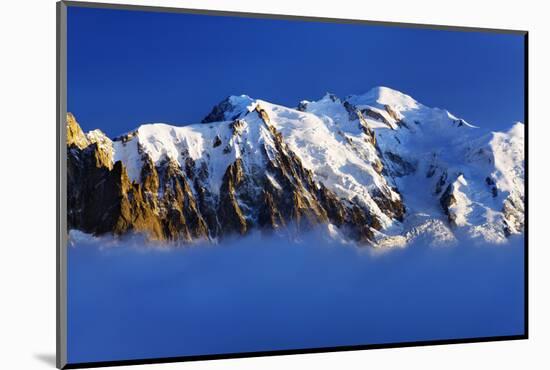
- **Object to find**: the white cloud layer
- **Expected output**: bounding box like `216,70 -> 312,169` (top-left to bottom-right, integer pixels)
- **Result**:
67,228 -> 525,363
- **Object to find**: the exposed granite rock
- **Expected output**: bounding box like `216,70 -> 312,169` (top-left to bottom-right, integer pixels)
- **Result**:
440,183 -> 457,225
503,194 -> 524,235
66,113 -> 89,149
202,97 -> 236,123
383,151 -> 417,177
373,157 -> 384,174
217,159 -> 248,236
435,170 -> 448,194
343,101 -> 360,121
231,119 -> 246,136
67,113 -> 210,242
384,104 -> 400,121
485,176 -> 498,198
255,104 -> 271,124
213,135 -> 222,148
158,158 -> 209,240
258,182 -> 286,230
202,96 -> 252,123
384,105 -> 409,129
297,100 -> 309,112
348,205 -> 376,243
113,130 -> 138,143
426,164 -> 436,178
361,108 -> 391,127
317,183 -> 346,226
371,187 -> 405,221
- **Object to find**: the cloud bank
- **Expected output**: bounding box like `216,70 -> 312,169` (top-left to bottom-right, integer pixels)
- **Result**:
67,228 -> 525,363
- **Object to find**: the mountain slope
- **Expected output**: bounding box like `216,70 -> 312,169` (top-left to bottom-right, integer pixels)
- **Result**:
67,86 -> 525,246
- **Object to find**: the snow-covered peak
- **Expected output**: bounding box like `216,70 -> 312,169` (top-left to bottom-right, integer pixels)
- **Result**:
86,129 -> 111,146
488,121 -> 525,193
202,94 -> 257,123
347,86 -> 420,112
507,121 -> 525,139
70,87 -> 524,247
466,122 -> 524,180
321,92 -> 341,103
298,94 -> 351,128
227,94 -> 256,112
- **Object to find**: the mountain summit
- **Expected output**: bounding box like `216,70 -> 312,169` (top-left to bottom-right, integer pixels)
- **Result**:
67,87 -> 524,247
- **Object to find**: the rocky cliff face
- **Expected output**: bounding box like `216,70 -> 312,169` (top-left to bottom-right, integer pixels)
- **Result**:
67,86 -> 525,247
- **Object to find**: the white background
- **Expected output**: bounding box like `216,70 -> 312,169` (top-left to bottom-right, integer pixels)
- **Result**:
0,0 -> 548,369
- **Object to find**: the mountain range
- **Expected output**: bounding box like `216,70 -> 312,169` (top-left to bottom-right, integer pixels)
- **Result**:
67,86 -> 525,247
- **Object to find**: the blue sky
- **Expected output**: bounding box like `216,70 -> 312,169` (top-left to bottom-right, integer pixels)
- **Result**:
67,6 -> 525,137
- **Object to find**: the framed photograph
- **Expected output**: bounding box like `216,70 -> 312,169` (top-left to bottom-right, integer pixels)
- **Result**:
57,1 -> 528,368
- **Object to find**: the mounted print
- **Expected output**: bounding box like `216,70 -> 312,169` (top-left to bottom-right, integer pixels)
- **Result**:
57,1 -> 528,368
